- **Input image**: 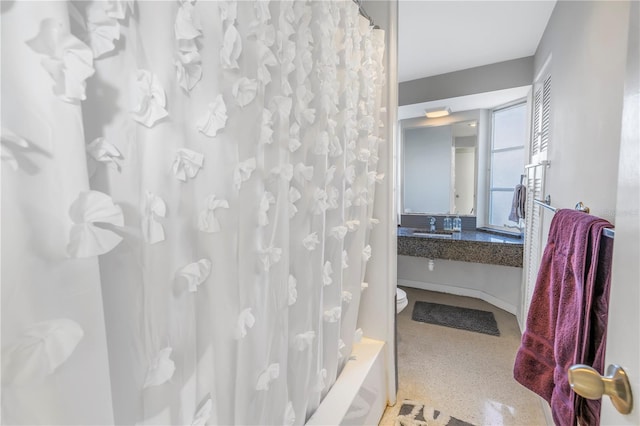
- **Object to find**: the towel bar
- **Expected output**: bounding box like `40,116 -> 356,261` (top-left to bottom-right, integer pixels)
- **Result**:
533,197 -> 615,239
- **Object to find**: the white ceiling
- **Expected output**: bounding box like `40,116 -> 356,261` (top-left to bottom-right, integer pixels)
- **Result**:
399,0 -> 556,83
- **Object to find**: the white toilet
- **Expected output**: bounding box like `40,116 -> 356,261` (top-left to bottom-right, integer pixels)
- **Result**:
396,288 -> 408,313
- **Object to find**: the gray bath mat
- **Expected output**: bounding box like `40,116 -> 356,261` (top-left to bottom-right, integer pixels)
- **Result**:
411,301 -> 500,336
396,400 -> 475,426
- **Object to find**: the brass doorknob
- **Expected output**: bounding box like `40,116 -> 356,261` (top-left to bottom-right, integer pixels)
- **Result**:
568,364 -> 633,415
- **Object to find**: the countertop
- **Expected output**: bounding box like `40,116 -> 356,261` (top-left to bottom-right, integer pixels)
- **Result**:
397,227 -> 524,267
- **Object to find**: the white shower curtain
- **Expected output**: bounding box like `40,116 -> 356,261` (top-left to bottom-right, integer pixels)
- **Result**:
1,1 -> 386,424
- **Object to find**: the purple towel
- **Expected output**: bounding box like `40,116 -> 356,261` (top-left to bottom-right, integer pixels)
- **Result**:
513,209 -> 613,426
576,233 -> 614,425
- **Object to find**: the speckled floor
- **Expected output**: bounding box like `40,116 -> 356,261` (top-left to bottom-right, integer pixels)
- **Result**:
379,287 -> 548,426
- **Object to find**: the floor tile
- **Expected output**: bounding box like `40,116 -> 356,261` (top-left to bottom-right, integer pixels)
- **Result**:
380,287 -> 548,426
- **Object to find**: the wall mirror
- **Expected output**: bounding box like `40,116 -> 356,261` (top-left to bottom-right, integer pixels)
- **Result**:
402,119 -> 478,216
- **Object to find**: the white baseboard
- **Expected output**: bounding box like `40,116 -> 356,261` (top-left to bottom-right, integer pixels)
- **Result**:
517,311 -> 526,334
398,279 -> 517,315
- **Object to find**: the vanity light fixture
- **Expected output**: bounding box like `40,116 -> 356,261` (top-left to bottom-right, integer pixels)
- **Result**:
468,122 -> 477,127
424,107 -> 451,118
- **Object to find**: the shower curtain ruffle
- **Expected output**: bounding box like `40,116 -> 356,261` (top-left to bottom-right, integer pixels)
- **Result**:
1,1 -> 386,424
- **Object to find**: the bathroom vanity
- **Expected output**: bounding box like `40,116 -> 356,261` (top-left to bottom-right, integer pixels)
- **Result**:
397,227 -> 523,267
397,226 -> 524,315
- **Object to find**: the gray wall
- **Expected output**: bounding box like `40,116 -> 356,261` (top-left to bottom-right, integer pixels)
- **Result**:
398,256 -> 522,315
455,136 -> 476,148
399,57 -> 534,106
535,0 -> 630,224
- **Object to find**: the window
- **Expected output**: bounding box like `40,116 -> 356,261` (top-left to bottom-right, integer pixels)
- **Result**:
488,102 -> 527,229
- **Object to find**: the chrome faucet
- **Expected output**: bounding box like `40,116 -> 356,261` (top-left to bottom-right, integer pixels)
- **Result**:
428,217 -> 436,232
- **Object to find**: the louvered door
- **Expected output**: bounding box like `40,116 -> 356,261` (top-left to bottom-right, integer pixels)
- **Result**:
521,73 -> 551,326
521,164 -> 546,323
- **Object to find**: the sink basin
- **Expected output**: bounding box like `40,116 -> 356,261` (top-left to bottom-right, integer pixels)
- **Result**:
412,229 -> 454,235
412,232 -> 453,238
